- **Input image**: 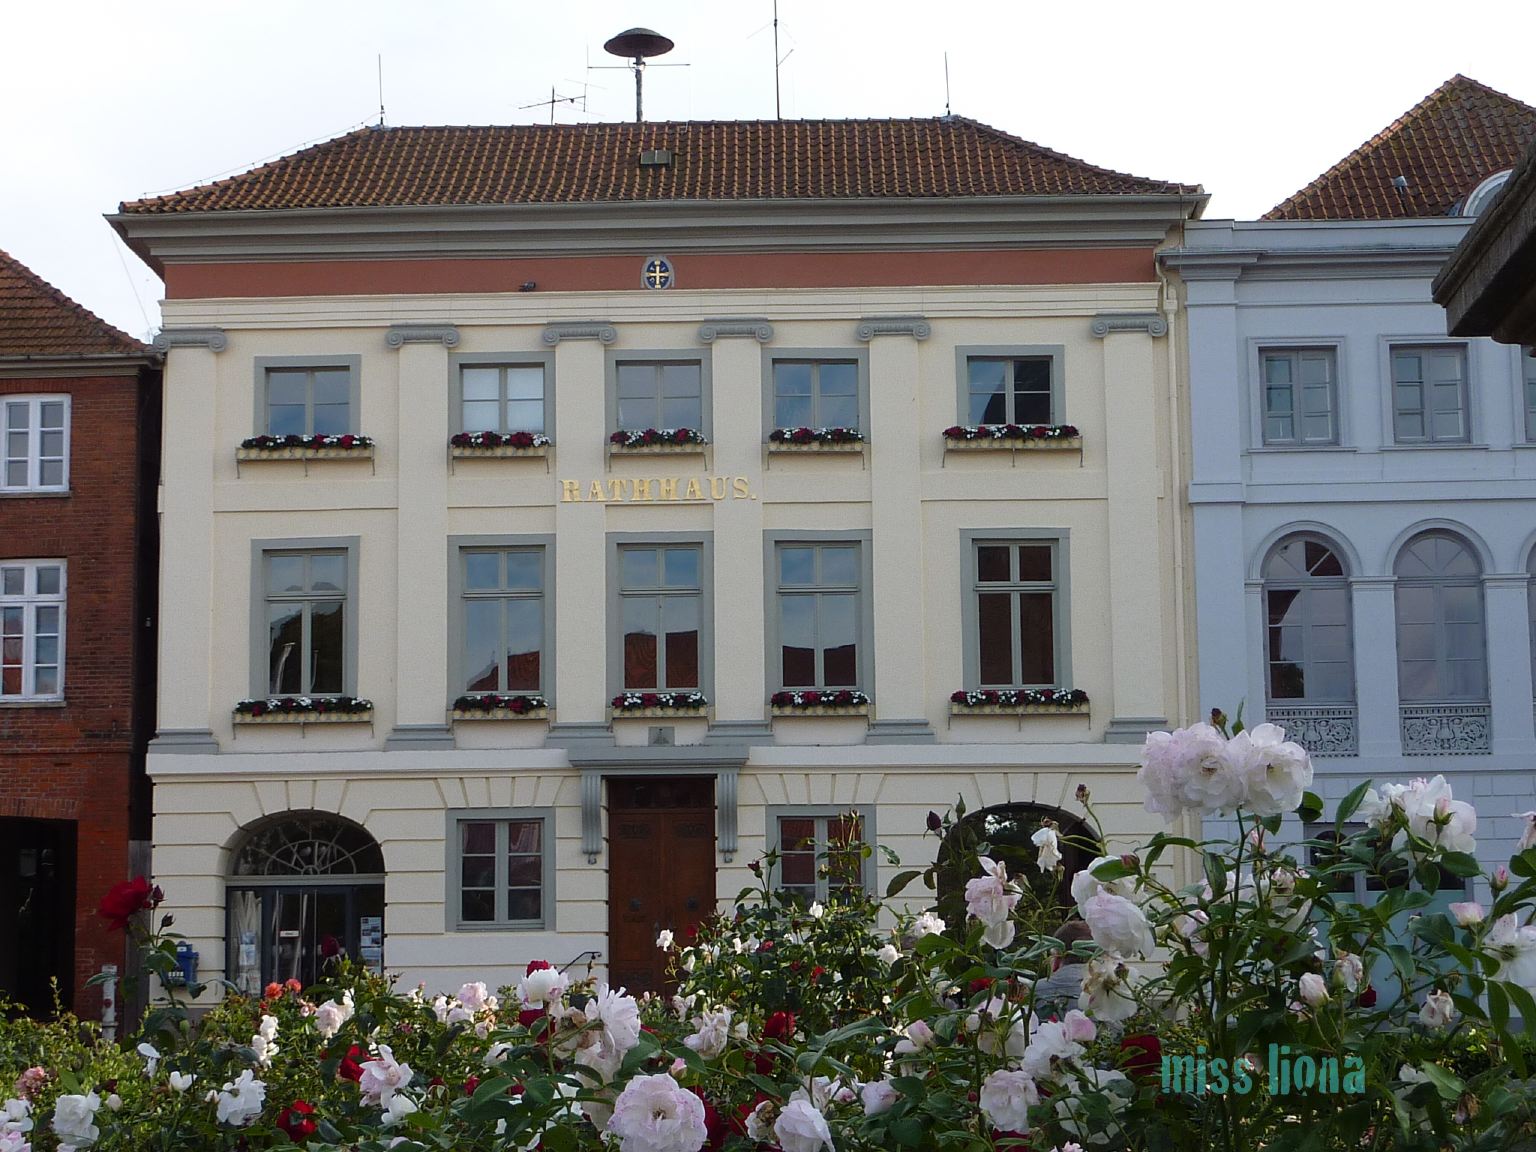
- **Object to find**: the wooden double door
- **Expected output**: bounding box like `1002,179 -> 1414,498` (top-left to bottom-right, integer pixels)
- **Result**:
607,776 -> 716,993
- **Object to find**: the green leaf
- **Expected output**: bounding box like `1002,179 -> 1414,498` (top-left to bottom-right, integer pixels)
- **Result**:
542,1125 -> 578,1152
1488,979 -> 1511,1032
1090,858 -> 1135,882
1296,791 -> 1324,823
1419,1062 -> 1465,1101
1503,980 -> 1536,1030
1512,849 -> 1536,879
1385,943 -> 1414,988
1334,779 -> 1373,826
1204,851 -> 1228,898
890,1116 -> 925,1147
885,870 -> 921,899
1438,851 -> 1482,878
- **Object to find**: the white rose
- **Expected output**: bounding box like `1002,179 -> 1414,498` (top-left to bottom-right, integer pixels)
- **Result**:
168,1072 -> 196,1094
1070,857 -> 1137,909
978,1069 -> 1038,1133
1333,951 -> 1364,992
966,997 -> 1028,1060
1485,913 -> 1536,987
1517,812 -> 1536,852
965,859 -> 1021,943
656,929 -> 675,950
51,1093 -> 101,1148
875,943 -> 900,966
1449,901 -> 1485,927
519,966 -> 570,1007
1079,955 -> 1140,1023
607,1073 -> 708,1152
458,982 -> 494,1012
860,1079 -> 898,1116
1080,891 -> 1154,957
214,1071 -> 266,1128
1031,826 -> 1062,871
683,1006 -> 733,1061
136,1042 -> 161,1076
1298,973 -> 1329,1008
1419,989 -> 1457,1030
381,1091 -> 419,1127
358,1045 -> 413,1106
808,901 -> 825,920
911,911 -> 946,937
1020,1019 -> 1086,1081
773,1098 -> 833,1152
2,1098 -> 32,1136
1139,723 -> 1243,818
743,1101 -> 775,1143
1233,723 -> 1313,816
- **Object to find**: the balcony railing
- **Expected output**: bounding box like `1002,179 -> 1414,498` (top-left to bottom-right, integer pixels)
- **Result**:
1400,703 -> 1491,755
1265,706 -> 1357,756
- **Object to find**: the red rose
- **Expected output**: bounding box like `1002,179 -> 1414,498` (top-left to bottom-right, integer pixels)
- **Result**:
276,1100 -> 317,1142
969,977 -> 995,994
98,876 -> 157,931
763,1010 -> 795,1040
1120,1033 -> 1162,1079
518,1007 -> 545,1028
337,1046 -> 365,1082
690,1087 -> 728,1152
526,959 -> 552,975
463,1075 -> 480,1096
810,966 -> 825,983
1356,985 -> 1378,1008
264,981 -> 282,998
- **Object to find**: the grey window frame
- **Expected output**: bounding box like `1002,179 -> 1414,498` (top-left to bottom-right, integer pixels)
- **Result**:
606,532 -> 714,699
450,351 -> 554,438
249,537 -> 361,698
764,530 -> 876,694
1393,532 -> 1487,704
1259,347 -> 1339,446
1,394 -> 70,493
765,805 -> 877,900
954,345 -> 1064,426
1522,347 -> 1536,443
605,350 -> 712,437
761,348 -> 870,437
448,535 -> 555,703
1389,344 -> 1470,445
445,807 -> 555,931
253,355 -> 362,436
0,559 -> 66,700
959,529 -> 1072,691
1261,536 -> 1355,705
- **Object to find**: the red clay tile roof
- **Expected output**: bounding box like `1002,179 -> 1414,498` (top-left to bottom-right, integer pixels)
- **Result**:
1265,75 -> 1536,221
119,117 -> 1198,214
0,249 -> 149,359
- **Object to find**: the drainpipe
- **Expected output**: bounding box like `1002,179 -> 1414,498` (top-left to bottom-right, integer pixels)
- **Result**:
99,965 -> 119,1042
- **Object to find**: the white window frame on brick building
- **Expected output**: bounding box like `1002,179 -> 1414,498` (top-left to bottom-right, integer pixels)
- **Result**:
0,559 -> 66,700
2,395 -> 70,492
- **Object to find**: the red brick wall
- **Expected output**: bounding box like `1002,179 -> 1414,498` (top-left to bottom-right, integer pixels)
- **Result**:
0,372 -> 148,1013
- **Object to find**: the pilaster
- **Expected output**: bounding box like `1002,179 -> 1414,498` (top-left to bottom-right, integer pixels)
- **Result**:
1485,574 -> 1536,754
1351,577 -> 1401,758
552,339 -> 608,727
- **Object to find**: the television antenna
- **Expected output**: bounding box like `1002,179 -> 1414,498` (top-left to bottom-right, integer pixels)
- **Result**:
518,84 -> 592,125
594,27 -> 686,122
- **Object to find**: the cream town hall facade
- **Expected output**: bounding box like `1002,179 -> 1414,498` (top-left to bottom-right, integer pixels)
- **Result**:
113,119 -> 1204,995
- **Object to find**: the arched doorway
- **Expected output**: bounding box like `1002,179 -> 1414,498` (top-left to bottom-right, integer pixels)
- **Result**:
935,803 -> 1099,931
225,813 -> 385,994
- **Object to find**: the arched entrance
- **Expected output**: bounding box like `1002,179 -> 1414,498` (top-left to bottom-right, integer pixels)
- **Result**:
935,802 -> 1099,931
225,813 -> 385,993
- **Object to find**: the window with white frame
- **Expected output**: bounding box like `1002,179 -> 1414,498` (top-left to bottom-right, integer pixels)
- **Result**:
459,363 -> 546,435
449,810 -> 552,930
971,540 -> 1060,688
0,561 -> 65,699
615,361 -> 703,431
1391,346 -> 1469,444
1262,536 -> 1354,703
618,545 -> 701,691
261,364 -> 354,437
263,551 -> 347,696
774,542 -> 863,690
1394,532 -> 1486,702
461,548 -> 545,694
1260,348 -> 1337,445
2,396 -> 69,492
965,356 -> 1054,425
772,360 -> 860,430
1522,348 -> 1536,443
772,810 -> 872,904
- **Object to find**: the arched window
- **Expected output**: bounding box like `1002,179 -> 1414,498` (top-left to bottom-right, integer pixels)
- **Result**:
1461,170 -> 1512,218
1526,545 -> 1536,695
1394,532 -> 1486,703
226,813 -> 385,994
934,803 -> 1098,932
1262,536 -> 1353,704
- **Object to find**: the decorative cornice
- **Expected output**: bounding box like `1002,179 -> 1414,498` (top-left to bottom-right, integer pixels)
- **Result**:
1090,312 -> 1168,338
148,728 -> 220,754
385,323 -> 459,348
697,318 -> 774,343
153,327 -> 227,352
856,315 -> 931,341
383,723 -> 454,749
542,321 -> 617,346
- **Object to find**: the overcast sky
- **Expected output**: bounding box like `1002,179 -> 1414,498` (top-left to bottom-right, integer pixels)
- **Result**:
4,0 -> 1533,342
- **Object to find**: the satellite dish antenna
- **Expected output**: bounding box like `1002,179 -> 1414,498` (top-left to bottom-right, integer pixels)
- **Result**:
603,27 -> 675,122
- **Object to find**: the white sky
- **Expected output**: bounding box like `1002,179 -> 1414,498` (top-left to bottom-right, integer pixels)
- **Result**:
4,0 -> 1534,341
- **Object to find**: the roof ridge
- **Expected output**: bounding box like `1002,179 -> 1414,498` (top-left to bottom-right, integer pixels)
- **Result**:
0,247 -> 148,356
1263,74 -> 1536,220
959,114 -> 1201,193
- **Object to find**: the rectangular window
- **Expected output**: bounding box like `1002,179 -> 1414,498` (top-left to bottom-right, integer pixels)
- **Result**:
971,540 -> 1059,688
263,550 -> 347,695
2,396 -> 69,492
449,810 -> 552,930
1260,348 -> 1337,445
615,361 -> 703,431
461,548 -> 545,693
1391,345 -> 1469,444
772,810 -> 873,904
772,360 -> 861,430
966,357 -> 1054,425
0,560 -> 65,699
1523,348 -> 1536,442
618,545 -> 701,691
775,542 -> 863,690
459,363 -> 547,435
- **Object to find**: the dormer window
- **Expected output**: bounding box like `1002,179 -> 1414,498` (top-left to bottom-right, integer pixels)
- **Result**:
1460,170 -> 1512,217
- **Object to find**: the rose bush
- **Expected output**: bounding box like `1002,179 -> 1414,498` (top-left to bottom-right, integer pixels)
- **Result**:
10,710 -> 1536,1149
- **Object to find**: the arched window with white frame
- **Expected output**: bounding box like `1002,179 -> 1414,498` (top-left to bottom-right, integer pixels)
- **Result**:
1394,531 -> 1489,754
1261,535 -> 1356,755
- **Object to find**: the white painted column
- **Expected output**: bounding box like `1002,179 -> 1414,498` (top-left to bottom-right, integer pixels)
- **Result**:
1351,577 -> 1401,758
1485,575 -> 1535,753
705,332 -> 767,730
151,334 -> 223,750
385,329 -> 454,748
865,328 -> 933,742
551,336 -> 610,730
1098,320 -> 1168,740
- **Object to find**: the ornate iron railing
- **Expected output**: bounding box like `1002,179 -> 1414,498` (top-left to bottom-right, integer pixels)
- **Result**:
1400,703 -> 1491,755
1265,706 -> 1358,756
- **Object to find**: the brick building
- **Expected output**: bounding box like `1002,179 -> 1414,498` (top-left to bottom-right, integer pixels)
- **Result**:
0,248 -> 160,1016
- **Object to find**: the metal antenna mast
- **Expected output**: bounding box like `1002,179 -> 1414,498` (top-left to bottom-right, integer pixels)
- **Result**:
377,55 -> 386,126
599,28 -> 680,122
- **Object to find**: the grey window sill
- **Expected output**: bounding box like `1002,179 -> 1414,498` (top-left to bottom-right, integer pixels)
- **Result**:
0,698 -> 67,708
1378,442 -> 1488,451
1248,445 -> 1355,454
0,489 -> 71,499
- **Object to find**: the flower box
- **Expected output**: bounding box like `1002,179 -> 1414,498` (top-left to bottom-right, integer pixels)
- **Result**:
767,428 -> 865,452
770,690 -> 871,717
944,436 -> 1081,452
608,429 -> 708,453
771,703 -> 870,718
233,696 -> 374,724
451,693 -> 548,720
610,706 -> 709,720
949,689 -> 1089,716
948,702 -> 1090,716
766,439 -> 866,454
450,433 -> 550,458
236,444 -> 376,462
610,692 -> 709,718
